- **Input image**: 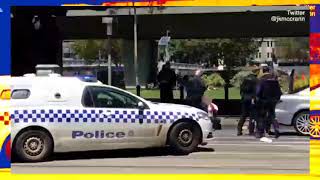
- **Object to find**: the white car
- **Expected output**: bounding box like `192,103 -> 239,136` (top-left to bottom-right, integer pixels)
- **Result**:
276,88 -> 309,135
7,74 -> 213,162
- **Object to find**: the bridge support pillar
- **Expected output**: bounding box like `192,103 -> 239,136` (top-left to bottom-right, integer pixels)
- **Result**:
121,39 -> 154,87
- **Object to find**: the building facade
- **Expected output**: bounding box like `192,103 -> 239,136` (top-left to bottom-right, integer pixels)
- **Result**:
253,38 -> 276,63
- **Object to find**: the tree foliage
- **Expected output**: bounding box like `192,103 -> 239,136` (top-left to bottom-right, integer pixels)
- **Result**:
71,39 -> 122,65
168,38 -> 259,67
275,37 -> 309,61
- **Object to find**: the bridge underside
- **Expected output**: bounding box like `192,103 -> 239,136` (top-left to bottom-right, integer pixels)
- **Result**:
59,11 -> 309,40
11,6 -> 310,76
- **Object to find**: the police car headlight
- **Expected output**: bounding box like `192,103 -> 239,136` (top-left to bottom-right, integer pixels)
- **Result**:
197,112 -> 210,121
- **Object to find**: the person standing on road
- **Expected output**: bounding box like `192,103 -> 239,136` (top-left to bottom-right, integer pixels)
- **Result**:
157,62 -> 177,103
256,67 -> 282,139
237,73 -> 258,136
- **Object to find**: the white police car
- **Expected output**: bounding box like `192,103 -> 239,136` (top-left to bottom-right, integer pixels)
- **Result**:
8,74 -> 214,162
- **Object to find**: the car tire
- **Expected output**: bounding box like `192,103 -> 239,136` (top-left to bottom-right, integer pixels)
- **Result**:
293,111 -> 310,136
168,122 -> 201,155
13,130 -> 53,162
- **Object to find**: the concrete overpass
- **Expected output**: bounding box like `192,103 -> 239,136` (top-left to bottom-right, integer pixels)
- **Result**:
11,6 -> 309,77
60,6 -> 309,39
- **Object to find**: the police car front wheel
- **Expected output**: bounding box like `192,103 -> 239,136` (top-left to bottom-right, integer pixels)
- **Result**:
14,130 -> 53,162
168,122 -> 201,155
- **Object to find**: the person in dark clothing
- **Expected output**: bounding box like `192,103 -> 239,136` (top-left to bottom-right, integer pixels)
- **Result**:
256,73 -> 282,139
183,70 -> 207,111
237,74 -> 258,136
157,62 -> 177,103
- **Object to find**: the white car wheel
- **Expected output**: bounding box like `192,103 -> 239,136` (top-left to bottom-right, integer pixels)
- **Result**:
293,111 -> 310,135
14,130 -> 53,162
168,122 -> 201,155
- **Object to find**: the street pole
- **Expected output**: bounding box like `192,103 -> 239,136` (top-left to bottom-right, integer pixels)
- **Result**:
97,50 -> 101,77
165,30 -> 169,62
102,17 -> 113,86
107,38 -> 112,86
133,5 -> 140,96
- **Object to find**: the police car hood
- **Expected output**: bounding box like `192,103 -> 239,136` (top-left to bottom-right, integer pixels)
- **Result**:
149,102 -> 204,113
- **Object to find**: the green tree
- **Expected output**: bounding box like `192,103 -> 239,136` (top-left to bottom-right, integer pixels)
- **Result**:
169,38 -> 259,67
71,39 -> 122,65
275,37 -> 309,62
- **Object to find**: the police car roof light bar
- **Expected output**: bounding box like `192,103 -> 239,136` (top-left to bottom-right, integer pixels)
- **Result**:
77,75 -> 98,82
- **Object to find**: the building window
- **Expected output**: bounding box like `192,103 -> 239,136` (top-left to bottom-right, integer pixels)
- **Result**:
271,41 -> 273,47
267,41 -> 270,47
259,52 -> 262,58
267,53 -> 270,58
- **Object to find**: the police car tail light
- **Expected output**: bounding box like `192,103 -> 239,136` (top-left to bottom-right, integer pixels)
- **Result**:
77,75 -> 98,82
0,89 -> 10,100
197,112 -> 210,121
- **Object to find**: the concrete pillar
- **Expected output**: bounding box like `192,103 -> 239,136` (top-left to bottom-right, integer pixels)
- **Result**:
121,40 -> 153,87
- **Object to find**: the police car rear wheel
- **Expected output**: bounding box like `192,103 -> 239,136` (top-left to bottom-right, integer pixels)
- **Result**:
14,130 -> 53,162
168,122 -> 201,155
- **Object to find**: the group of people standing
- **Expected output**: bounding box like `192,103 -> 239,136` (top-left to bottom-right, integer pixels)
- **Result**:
157,62 -> 208,111
157,61 -> 283,139
237,66 -> 283,139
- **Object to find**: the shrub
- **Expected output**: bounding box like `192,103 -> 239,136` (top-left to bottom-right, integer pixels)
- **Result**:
202,73 -> 225,89
294,74 -> 309,91
230,71 -> 255,88
278,75 -> 289,93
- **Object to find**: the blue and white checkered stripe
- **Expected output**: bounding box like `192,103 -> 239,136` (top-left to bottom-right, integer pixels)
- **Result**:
11,109 -> 199,124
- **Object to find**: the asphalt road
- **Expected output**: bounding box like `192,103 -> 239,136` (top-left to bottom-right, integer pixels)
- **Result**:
12,120 -> 309,174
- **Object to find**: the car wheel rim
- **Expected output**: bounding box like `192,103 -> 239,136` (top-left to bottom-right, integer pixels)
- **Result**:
296,114 -> 310,135
178,129 -> 193,146
23,136 -> 44,156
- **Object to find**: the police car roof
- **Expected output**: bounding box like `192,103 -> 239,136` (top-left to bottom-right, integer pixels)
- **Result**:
10,75 -> 103,88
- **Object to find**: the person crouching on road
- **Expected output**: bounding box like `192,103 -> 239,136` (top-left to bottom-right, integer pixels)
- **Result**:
256,67 -> 282,139
237,73 -> 258,136
184,69 -> 207,111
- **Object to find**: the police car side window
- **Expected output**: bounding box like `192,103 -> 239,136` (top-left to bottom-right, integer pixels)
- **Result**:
11,89 -> 31,99
108,91 -> 139,108
86,86 -> 139,109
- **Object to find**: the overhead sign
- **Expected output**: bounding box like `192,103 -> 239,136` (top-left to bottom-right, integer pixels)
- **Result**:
158,36 -> 171,46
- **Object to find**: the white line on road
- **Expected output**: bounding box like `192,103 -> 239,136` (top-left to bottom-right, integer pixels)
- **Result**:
211,136 -> 309,139
205,143 -> 308,147
190,152 -> 309,156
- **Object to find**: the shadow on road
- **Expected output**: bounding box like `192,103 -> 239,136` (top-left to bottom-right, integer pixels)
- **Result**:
269,131 -> 309,136
13,147 -> 215,163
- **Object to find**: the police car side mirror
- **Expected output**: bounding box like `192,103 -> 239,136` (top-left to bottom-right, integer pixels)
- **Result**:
138,102 -> 145,110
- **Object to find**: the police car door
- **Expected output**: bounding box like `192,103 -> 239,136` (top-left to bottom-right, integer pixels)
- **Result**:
83,86 -> 157,149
